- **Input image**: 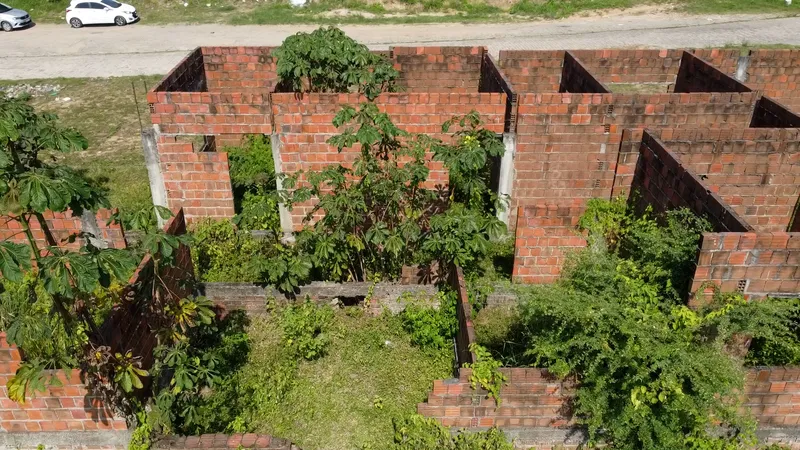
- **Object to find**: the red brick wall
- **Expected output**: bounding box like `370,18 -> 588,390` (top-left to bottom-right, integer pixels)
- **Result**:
497,50 -> 565,93
99,210 -> 194,369
746,366 -> 800,427
630,130 -> 751,232
155,433 -> 297,449
419,365 -> 800,431
747,50 -> 800,112
559,51 -> 609,94
512,203 -> 587,284
153,47 -> 205,93
157,135 -> 235,221
448,265 -> 477,367
271,92 -> 506,229
148,90 -> 272,136
511,91 -> 758,228
570,49 -> 685,85
691,48 -> 742,74
0,209 -> 126,251
690,232 -> 800,303
674,51 -> 751,93
751,96 -> 800,128
201,47 -> 278,93
0,334 -> 127,433
418,367 -> 574,428
392,46 -> 484,93
651,127 -> 800,232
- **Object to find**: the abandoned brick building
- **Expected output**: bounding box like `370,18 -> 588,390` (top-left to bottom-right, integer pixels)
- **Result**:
145,46 -> 800,305
2,45 -> 800,450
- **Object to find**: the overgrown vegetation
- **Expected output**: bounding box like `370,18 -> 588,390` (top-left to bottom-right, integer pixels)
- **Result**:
391,415 -> 514,449
226,135 -> 280,232
273,27 -> 399,100
193,106 -> 509,290
140,299 -> 458,450
0,93 -> 215,414
473,197 -> 800,450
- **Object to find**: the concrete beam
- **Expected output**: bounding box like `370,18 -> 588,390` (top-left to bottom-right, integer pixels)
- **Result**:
0,430 -> 132,449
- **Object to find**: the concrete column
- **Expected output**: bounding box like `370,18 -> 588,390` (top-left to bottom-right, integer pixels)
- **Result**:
735,55 -> 750,83
141,127 -> 168,227
497,132 -> 516,225
80,210 -> 108,249
270,133 -> 295,242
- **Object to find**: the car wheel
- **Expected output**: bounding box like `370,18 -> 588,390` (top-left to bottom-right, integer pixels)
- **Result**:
1,21 -> 12,32
114,16 -> 126,26
69,17 -> 83,28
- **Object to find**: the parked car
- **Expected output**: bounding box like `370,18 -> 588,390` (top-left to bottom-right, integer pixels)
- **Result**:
66,0 -> 137,28
0,2 -> 31,31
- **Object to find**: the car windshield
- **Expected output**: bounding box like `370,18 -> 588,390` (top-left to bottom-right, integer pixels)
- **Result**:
100,0 -> 121,7
0,4 -> 12,13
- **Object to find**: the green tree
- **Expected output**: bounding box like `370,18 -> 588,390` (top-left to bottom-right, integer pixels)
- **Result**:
0,94 -> 210,404
268,103 -> 506,288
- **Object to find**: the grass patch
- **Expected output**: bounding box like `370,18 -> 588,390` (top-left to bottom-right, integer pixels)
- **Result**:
606,82 -> 671,94
509,0 -> 633,18
683,0 -> 798,15
0,76 -> 162,212
235,308 -> 452,450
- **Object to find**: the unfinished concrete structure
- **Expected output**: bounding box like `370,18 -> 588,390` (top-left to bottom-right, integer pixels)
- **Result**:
147,46 -> 800,302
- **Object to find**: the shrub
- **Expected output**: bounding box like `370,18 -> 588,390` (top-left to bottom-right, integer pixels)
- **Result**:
696,292 -> 800,366
464,344 -> 506,405
509,241 -> 759,450
272,27 -> 399,100
276,103 -> 506,286
191,219 -> 275,282
0,276 -> 78,367
226,135 -> 280,232
578,198 -> 711,300
391,414 -> 513,449
400,291 -> 457,351
150,310 -> 251,435
281,299 -> 334,360
473,305 -> 524,365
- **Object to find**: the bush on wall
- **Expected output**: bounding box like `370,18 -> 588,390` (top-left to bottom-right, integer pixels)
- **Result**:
477,198 -> 800,450
272,26 -> 399,100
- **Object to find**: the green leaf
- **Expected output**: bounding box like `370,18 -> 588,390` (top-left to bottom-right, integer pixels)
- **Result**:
0,241 -> 31,282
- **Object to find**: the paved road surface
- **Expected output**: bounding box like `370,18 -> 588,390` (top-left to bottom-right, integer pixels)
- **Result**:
2,13 -> 800,79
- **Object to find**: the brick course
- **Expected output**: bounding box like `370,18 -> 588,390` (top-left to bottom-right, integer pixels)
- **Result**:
673,51 -> 751,93
0,334 -> 128,433
690,231 -> 800,303
512,203 -> 587,284
746,49 -> 800,111
0,209 -> 126,251
630,130 -> 752,232
155,433 -> 298,449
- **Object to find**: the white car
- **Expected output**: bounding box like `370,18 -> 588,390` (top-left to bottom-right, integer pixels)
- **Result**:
66,0 -> 137,28
0,2 -> 32,31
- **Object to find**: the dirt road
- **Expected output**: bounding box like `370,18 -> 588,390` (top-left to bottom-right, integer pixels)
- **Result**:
2,13 -> 800,79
